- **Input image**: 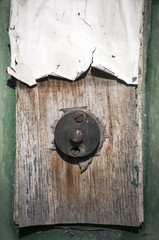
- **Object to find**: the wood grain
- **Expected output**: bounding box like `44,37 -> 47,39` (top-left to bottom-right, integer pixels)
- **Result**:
15,70 -> 143,228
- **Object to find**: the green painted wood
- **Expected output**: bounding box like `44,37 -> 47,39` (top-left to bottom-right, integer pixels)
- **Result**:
124,0 -> 159,239
0,0 -> 17,239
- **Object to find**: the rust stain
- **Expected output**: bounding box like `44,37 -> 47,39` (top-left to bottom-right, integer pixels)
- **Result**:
65,162 -> 76,197
44,77 -> 85,203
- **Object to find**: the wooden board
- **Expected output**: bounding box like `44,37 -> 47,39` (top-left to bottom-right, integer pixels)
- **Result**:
15,69 -> 143,227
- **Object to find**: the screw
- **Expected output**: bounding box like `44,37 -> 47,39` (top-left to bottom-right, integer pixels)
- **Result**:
74,112 -> 85,123
70,128 -> 83,144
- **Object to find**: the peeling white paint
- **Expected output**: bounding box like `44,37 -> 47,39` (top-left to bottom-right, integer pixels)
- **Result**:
8,0 -> 143,86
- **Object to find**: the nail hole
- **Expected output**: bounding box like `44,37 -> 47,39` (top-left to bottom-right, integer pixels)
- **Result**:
70,147 -> 80,157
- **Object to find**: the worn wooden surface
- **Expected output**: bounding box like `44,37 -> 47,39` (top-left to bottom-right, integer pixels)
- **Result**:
15,69 -> 143,228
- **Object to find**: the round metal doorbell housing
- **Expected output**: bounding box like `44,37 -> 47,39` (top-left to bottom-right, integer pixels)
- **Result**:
54,110 -> 100,158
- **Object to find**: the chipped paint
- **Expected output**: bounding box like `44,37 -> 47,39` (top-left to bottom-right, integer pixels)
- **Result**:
8,0 -> 143,86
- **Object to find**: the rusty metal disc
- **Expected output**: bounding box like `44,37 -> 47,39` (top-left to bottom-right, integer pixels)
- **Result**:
54,110 -> 100,158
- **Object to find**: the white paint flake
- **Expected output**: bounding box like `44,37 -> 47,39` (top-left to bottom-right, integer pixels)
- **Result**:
7,0 -> 143,86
